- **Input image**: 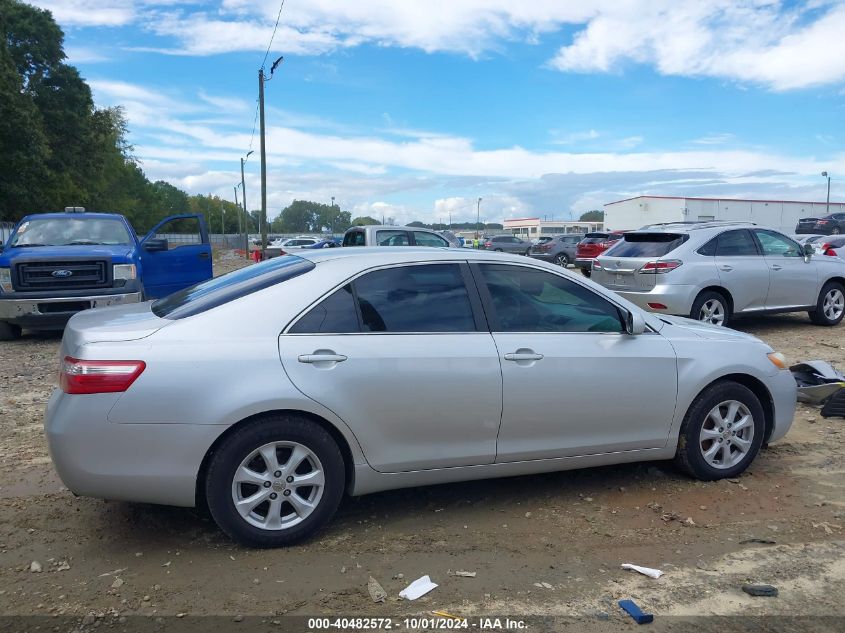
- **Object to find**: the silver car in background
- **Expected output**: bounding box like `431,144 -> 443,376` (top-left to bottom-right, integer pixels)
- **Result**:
592,222 -> 845,328
46,248 -> 795,547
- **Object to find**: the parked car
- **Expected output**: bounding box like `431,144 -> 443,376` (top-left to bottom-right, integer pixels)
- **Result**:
592,221 -> 845,328
304,238 -> 341,249
531,236 -> 553,246
46,247 -> 796,547
793,234 -> 845,257
342,225 -> 452,248
529,234 -> 584,266
0,209 -> 212,340
795,213 -> 845,235
481,235 -> 531,255
270,236 -> 320,248
574,231 -> 625,277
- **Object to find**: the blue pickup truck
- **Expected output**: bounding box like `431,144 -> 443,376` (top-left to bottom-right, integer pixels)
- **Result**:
0,209 -> 212,340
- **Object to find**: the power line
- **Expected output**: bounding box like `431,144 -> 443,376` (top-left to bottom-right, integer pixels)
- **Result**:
246,99 -> 259,157
261,0 -> 286,70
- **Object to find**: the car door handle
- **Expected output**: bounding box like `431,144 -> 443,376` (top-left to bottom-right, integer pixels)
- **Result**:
718,265 -> 733,272
504,352 -> 544,362
198,252 -> 210,259
770,264 -> 782,271
298,353 -> 348,364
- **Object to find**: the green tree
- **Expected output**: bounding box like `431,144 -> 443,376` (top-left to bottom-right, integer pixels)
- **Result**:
350,215 -> 380,226
579,210 -> 604,222
273,200 -> 351,233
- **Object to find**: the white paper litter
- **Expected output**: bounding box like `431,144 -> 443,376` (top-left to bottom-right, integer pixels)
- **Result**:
399,575 -> 438,600
621,563 -> 663,579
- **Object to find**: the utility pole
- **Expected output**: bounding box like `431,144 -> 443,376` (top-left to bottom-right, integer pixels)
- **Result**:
241,153 -> 252,258
234,186 -> 242,240
476,197 -> 482,238
331,196 -> 335,235
258,68 -> 268,258
822,171 -> 831,215
220,202 -> 225,237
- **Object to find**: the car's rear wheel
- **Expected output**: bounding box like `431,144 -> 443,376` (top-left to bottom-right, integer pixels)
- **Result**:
494,248 -> 503,252
205,414 -> 345,547
554,253 -> 570,266
809,281 -> 845,326
581,268 -> 591,278
691,290 -> 730,327
0,322 -> 22,341
832,227 -> 841,235
674,381 -> 765,480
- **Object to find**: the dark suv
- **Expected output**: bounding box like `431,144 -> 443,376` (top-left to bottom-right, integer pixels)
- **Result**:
481,235 -> 531,255
795,213 -> 845,235
529,234 -> 584,266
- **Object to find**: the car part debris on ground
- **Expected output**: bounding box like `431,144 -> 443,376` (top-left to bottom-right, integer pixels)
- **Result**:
367,577 -> 387,603
399,575 -> 438,600
742,584 -> 779,597
621,563 -> 664,578
791,361 -> 845,417
618,599 -> 654,624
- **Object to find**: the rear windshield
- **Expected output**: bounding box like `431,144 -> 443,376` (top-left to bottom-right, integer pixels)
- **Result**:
580,233 -> 611,244
152,255 -> 314,319
604,232 -> 688,257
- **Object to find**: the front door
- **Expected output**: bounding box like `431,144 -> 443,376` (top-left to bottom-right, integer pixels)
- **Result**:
139,215 -> 212,298
279,263 -> 502,473
472,263 -> 678,461
753,229 -> 818,309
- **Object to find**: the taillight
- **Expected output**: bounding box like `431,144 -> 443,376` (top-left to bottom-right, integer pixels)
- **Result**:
484,241 -> 493,248
593,260 -> 603,270
538,243 -> 551,252
823,244 -> 837,256
60,356 -> 146,394
639,260 -> 683,274
817,220 -> 829,225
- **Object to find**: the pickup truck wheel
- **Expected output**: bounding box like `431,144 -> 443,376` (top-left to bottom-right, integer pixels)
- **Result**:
674,381 -> 765,480
809,281 -> 845,326
554,254 -> 570,266
0,322 -> 22,341
691,290 -> 730,327
205,414 -> 345,548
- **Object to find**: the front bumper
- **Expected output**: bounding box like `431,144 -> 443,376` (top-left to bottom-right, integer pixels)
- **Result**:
768,369 -> 797,443
611,284 -> 696,316
45,389 -> 225,507
0,292 -> 142,329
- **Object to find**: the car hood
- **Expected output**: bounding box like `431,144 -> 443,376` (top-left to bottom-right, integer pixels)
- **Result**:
655,314 -> 762,342
1,244 -> 135,265
63,302 -> 169,353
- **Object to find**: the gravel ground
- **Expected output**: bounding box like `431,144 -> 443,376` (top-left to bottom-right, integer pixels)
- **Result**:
0,252 -> 843,629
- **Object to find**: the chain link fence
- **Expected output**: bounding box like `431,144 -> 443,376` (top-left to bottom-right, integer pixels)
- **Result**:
0,222 -> 14,244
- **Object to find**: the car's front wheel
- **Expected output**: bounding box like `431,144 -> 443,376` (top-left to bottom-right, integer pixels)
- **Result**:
205,414 -> 345,547
674,381 -> 765,480
0,321 -> 22,341
554,253 -> 570,266
809,281 -> 845,326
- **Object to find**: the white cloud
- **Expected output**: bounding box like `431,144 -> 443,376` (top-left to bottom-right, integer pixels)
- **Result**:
692,133 -> 736,146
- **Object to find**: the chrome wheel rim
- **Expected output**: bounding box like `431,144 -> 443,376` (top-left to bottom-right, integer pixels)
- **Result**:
698,299 -> 725,326
231,441 -> 324,530
555,255 -> 567,266
699,400 -> 754,469
823,289 -> 844,321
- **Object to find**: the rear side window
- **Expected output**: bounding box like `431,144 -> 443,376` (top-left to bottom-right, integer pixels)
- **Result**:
376,230 -> 410,246
152,255 -> 314,319
710,230 -> 759,256
354,264 -> 476,332
343,231 -> 365,246
289,284 -> 358,333
604,233 -> 687,257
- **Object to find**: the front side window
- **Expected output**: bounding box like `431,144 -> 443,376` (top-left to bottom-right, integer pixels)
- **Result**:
376,230 -> 410,246
10,217 -> 132,247
714,230 -> 759,256
290,284 -> 359,333
754,230 -> 801,257
413,231 -> 449,247
479,265 -> 623,333
354,264 -> 475,332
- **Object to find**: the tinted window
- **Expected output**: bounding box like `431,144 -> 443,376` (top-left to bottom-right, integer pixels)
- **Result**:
343,231 -> 365,246
754,230 -> 801,257
413,231 -> 449,247
715,230 -> 758,256
290,284 -> 358,333
479,265 -> 623,333
605,232 -> 687,257
152,255 -> 314,319
354,264 -> 475,332
580,233 -> 611,244
376,230 -> 410,246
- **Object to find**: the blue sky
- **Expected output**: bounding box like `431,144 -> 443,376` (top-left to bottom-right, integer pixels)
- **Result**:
30,0 -> 845,224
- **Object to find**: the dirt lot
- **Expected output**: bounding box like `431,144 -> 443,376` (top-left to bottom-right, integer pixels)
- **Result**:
0,252 -> 843,629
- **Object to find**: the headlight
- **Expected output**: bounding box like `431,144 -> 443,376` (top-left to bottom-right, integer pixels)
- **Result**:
0,267 -> 12,293
767,352 -> 788,370
113,264 -> 137,281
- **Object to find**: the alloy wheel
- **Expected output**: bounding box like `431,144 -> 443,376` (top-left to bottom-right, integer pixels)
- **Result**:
231,441 -> 325,530
698,299 -> 725,326
699,400 -> 755,469
823,288 -> 845,321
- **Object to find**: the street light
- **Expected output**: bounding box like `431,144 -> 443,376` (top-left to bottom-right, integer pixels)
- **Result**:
822,171 -> 831,215
476,197 -> 482,239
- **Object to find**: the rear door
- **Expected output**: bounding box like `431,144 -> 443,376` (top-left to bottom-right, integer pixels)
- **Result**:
139,214 -> 212,298
594,232 -> 687,292
711,229 -> 769,312
752,229 -> 818,309
279,262 -> 502,473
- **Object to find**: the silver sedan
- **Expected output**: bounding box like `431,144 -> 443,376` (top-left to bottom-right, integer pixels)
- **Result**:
45,248 -> 796,547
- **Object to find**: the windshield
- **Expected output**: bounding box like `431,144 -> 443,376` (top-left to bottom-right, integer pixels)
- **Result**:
604,232 -> 688,257
10,217 -> 132,247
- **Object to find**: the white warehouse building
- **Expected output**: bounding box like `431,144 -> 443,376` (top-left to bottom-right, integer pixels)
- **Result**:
603,195 -> 845,233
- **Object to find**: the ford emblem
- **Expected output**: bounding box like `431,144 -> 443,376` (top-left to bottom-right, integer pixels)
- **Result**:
52,270 -> 73,278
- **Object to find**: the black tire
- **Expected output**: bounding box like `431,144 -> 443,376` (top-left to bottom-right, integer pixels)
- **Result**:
205,414 -> 345,548
674,381 -> 765,480
580,268 -> 591,278
808,280 -> 845,326
494,248 -> 503,252
690,290 -> 731,327
832,227 -> 841,235
0,321 -> 22,341
554,253 -> 570,267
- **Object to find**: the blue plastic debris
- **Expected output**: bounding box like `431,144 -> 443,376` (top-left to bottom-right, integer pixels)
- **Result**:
618,599 -> 653,624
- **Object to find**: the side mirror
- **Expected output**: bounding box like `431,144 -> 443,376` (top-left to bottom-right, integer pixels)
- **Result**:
143,237 -> 168,252
625,310 -> 646,335
801,243 -> 814,259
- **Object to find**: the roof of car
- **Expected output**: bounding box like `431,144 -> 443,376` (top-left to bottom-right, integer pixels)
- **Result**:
635,221 -> 757,232
295,246 -> 533,265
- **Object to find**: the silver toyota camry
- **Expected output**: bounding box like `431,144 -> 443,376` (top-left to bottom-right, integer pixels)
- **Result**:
45,248 -> 796,547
